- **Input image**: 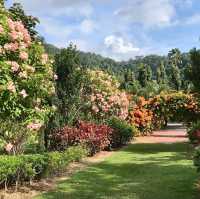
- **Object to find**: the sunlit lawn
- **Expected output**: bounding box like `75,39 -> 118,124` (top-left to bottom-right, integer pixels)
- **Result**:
36,142 -> 198,199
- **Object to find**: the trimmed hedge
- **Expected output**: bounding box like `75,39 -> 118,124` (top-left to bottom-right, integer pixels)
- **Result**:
0,145 -> 88,190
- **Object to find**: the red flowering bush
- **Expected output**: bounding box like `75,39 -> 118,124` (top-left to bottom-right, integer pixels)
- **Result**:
49,121 -> 113,155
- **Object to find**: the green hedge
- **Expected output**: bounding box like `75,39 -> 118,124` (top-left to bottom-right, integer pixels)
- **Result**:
0,145 -> 88,190
107,117 -> 137,148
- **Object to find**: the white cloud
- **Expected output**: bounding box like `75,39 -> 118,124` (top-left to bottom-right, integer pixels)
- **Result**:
114,0 -> 176,27
185,14 -> 200,25
80,19 -> 96,34
104,35 -> 140,54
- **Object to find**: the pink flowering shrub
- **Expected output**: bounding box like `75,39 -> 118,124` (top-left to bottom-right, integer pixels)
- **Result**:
0,6 -> 55,152
87,69 -> 129,121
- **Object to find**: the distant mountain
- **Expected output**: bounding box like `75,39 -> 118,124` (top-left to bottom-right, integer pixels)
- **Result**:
43,43 -> 190,79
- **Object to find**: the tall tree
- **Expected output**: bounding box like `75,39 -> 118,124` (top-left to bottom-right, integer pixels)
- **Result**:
170,64 -> 181,90
138,63 -> 148,87
188,48 -> 200,91
168,48 -> 182,67
156,61 -> 167,84
54,44 -> 88,125
146,65 -> 152,81
168,48 -> 182,90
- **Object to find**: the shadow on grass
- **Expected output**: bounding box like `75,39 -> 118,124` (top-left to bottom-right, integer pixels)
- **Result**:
37,143 -> 199,199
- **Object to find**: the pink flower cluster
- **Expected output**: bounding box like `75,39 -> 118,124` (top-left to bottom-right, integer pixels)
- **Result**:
7,61 -> 20,72
4,42 -> 18,52
7,18 -> 31,45
2,18 -> 31,58
7,81 -> 16,93
90,91 -> 129,119
27,122 -> 42,131
4,143 -> 13,153
19,51 -> 28,60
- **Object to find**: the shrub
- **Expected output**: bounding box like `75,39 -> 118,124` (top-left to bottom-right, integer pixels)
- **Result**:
187,121 -> 200,144
49,121 -> 113,155
0,154 -> 47,190
45,145 -> 88,176
0,5 -> 56,153
87,69 -> 130,122
129,97 -> 154,135
194,146 -> 200,172
148,92 -> 200,126
107,117 -> 137,147
0,145 -> 87,190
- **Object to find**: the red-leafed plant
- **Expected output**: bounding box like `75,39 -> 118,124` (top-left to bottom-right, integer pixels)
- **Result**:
49,121 -> 113,155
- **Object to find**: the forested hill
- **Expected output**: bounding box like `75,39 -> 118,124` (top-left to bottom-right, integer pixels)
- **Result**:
44,43 -> 190,77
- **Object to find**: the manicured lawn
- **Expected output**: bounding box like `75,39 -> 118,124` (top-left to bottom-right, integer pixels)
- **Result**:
37,143 -> 198,199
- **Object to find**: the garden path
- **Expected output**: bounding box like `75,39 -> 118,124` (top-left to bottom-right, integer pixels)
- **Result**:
135,123 -> 188,144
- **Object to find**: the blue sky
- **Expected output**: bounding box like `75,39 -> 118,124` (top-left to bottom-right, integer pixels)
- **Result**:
6,0 -> 200,61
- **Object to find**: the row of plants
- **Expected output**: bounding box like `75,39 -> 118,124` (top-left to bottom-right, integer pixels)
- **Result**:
0,145 -> 88,191
49,119 -> 137,155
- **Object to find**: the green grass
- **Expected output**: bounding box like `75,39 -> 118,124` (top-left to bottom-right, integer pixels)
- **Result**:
36,142 -> 199,199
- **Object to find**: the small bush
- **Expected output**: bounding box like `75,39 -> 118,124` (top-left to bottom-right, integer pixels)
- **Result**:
187,121 -> 200,144
107,117 -> 136,148
0,145 -> 87,189
50,121 -> 113,155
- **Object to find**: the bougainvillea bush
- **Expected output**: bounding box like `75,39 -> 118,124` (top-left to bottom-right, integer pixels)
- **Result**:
87,69 -> 130,122
49,121 -> 113,155
0,5 -> 55,153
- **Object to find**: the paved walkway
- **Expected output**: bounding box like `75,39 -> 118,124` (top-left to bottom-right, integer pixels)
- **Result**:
135,123 -> 188,143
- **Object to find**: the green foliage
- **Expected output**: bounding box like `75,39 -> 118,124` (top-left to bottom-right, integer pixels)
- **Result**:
138,81 -> 160,99
170,64 -> 181,90
45,145 -> 88,175
156,61 -> 167,85
168,49 -> 182,90
189,48 -> 200,91
194,146 -> 200,172
137,64 -> 152,87
107,117 -> 137,147
54,44 -> 88,126
0,145 -> 88,189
